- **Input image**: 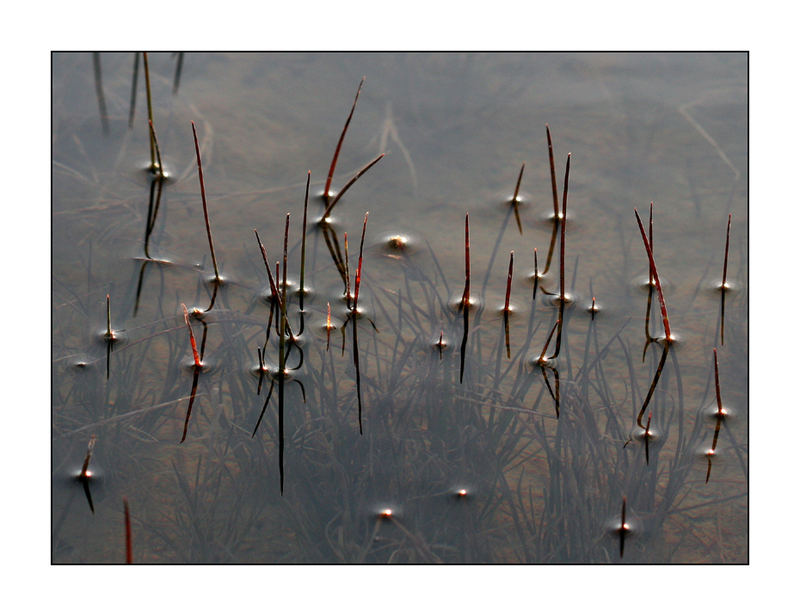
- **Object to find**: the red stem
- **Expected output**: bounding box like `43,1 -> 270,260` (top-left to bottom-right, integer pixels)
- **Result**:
324,77 -> 365,200
182,303 -> 201,367
634,208 -> 672,341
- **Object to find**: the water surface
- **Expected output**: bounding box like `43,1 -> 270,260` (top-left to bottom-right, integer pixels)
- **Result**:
52,52 -> 747,563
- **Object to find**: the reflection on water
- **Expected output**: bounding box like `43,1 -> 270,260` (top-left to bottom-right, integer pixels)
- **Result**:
52,52 -> 747,563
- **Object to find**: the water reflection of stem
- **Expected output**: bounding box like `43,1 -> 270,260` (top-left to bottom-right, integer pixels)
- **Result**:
123,497 -> 132,564
635,343 -> 669,429
92,52 -> 109,135
172,52 -> 184,95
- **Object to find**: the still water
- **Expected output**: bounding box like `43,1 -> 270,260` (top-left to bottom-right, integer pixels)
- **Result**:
52,52 -> 747,563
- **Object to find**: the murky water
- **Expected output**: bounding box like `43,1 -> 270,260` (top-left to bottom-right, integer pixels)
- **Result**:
52,52 -> 747,563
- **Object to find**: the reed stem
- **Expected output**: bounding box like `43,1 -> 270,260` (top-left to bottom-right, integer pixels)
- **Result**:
181,303 -> 202,368
128,52 -> 139,129
192,121 -> 221,283
722,213 -> 732,290
321,153 -> 385,220
324,76 -> 365,202
504,250 -> 514,313
148,119 -> 164,178
143,52 -> 155,170
546,124 -> 559,219
461,213 -> 471,310
634,208 -> 672,341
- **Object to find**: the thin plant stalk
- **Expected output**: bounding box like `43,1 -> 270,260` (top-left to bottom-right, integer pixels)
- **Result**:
353,211 -> 369,434
298,170 -> 311,334
143,52 -> 155,170
722,214 -> 732,290
720,214 -> 732,345
192,121 -> 221,284
92,53 -> 109,134
461,213 -> 471,310
552,153 -> 570,359
344,232 -> 351,310
634,208 -> 672,341
278,216 -> 289,494
148,119 -> 164,178
504,250 -> 514,313
532,247 -> 539,301
80,435 -> 97,479
321,153 -> 385,220
324,76 -> 365,202
181,303 -> 202,368
128,52 -> 139,129
503,251 -> 514,358
512,162 -> 525,234
648,202 -> 655,285
546,124 -> 559,219
714,347 -> 724,416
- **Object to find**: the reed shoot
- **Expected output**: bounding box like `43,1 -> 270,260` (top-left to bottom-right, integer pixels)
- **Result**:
504,250 -> 514,313
143,52 -> 156,171
512,162 -> 525,234
461,213 -> 471,310
552,153 -> 570,359
722,214 -> 732,290
80,435 -> 97,479
321,153 -> 385,221
634,208 -> 672,342
299,171 -> 311,321
128,52 -> 139,129
192,121 -> 221,284
546,124 -> 559,219
148,120 -> 164,178
182,303 -> 202,368
104,294 -> 115,340
713,347 -> 726,417
324,76 -> 365,202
